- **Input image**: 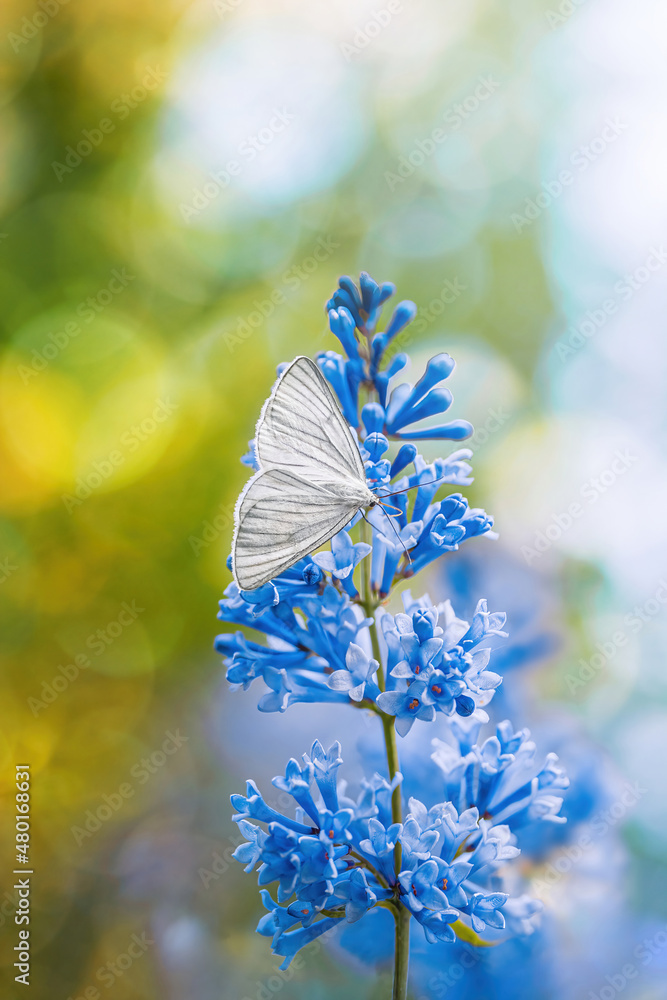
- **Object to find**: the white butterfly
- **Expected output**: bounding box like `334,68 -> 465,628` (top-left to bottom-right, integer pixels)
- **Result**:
232,356 -> 379,591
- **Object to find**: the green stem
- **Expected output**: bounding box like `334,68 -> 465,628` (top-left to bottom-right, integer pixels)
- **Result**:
450,919 -> 496,948
358,517 -> 409,1000
392,904 -> 411,1000
382,715 -> 402,855
348,849 -> 390,890
384,711 -> 409,1000
360,518 -> 385,690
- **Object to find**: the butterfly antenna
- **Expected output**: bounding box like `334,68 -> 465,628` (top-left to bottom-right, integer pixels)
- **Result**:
375,502 -> 413,567
360,510 -> 375,531
378,471 -> 452,500
379,501 -> 403,516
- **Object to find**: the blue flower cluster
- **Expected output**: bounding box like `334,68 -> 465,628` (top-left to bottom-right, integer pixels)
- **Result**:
231,732 -> 565,967
238,273 -> 494,595
322,272 -> 495,594
219,273 -> 569,986
431,716 -> 570,833
217,583 -> 505,726
323,272 -> 472,442
376,592 -> 506,735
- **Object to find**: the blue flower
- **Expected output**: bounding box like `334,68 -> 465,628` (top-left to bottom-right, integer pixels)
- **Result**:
217,282 -> 497,677
431,720 -> 569,832
232,819 -> 266,872
423,671 -> 468,715
432,859 -> 472,909
231,741 -> 396,967
222,273 -> 570,983
298,836 -> 345,883
371,516 -> 423,598
326,272 -> 395,337
309,739 -> 344,812
333,867 -> 391,922
267,916 -> 343,970
466,892 -> 508,934
257,889 -> 302,942
377,681 -> 436,737
232,725 -> 563,965
383,354 -> 465,439
231,780 -> 313,834
399,859 -> 457,914
395,607 -> 444,672
319,275 -> 473,445
398,816 -> 439,867
317,809 -> 353,847
359,817 -> 403,882
327,642 -> 380,703
217,583 -> 374,712
415,907 -> 460,944
312,529 -> 371,598
373,595 -> 505,733
234,737 -> 546,968
272,757 -> 319,824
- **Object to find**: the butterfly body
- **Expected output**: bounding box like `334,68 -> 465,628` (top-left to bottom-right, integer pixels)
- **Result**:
232,357 -> 377,591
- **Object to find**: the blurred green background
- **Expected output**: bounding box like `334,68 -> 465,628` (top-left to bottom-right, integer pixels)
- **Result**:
2,0 -> 667,997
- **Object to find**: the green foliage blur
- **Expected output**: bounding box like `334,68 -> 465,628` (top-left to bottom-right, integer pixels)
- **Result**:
0,0 -> 579,997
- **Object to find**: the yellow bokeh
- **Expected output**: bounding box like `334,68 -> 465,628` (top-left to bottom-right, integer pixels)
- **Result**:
0,359 -> 84,495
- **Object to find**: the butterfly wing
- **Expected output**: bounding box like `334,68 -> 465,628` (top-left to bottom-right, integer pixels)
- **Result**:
254,356 -> 365,484
232,466 -> 368,591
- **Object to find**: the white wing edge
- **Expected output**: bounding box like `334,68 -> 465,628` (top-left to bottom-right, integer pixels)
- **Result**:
254,355 -> 312,444
231,356 -> 367,591
231,465 -> 262,588
230,464 -> 364,591
253,355 -> 365,479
